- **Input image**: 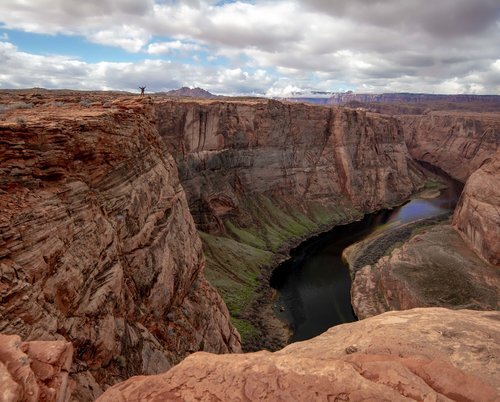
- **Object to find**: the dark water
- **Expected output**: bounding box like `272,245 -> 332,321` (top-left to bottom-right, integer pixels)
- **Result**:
270,180 -> 463,343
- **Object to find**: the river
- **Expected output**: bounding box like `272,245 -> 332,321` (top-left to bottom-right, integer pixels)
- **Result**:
269,179 -> 463,343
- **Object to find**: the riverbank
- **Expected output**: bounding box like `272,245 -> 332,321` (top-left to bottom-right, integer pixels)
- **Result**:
260,175 -> 460,349
350,223 -> 500,318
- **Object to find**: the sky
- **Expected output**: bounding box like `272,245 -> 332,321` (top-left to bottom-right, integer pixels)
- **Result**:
0,0 -> 499,96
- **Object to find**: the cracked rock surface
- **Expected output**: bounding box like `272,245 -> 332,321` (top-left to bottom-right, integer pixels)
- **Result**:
97,308 -> 500,402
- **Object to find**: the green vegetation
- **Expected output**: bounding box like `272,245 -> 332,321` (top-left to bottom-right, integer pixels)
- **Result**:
423,178 -> 448,191
230,317 -> 258,340
201,193 -> 362,344
200,231 -> 272,315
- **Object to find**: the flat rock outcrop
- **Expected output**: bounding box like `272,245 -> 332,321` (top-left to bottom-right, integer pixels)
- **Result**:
453,155 -> 500,265
97,308 -> 500,402
351,224 -> 500,319
0,334 -> 73,402
401,111 -> 499,182
0,95 -> 240,400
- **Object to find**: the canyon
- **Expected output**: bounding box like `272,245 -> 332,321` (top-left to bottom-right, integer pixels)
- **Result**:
0,90 -> 499,401
349,111 -> 499,319
155,98 -> 425,347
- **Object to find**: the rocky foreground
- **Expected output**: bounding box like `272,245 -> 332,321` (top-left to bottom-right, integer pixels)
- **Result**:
97,308 -> 500,401
0,334 -> 72,402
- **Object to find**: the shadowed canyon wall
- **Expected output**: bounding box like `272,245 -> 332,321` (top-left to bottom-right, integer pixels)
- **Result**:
400,111 -> 499,182
0,97 -> 240,400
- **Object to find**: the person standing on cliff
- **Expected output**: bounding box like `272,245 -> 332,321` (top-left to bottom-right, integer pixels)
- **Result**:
139,86 -> 146,96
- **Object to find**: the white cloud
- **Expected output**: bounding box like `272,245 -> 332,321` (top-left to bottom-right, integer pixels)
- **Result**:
0,40 -> 275,95
146,41 -> 201,55
0,1 -> 499,94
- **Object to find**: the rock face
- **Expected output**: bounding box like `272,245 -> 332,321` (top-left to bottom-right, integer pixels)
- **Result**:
351,224 -> 500,319
453,156 -> 500,265
401,111 -> 499,182
0,334 -> 73,402
0,95 -> 240,400
156,99 -> 424,233
97,308 -> 500,402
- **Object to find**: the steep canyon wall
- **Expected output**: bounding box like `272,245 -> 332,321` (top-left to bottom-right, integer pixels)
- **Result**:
401,111 -> 499,182
453,156 -> 500,265
349,111 -> 500,319
0,96 -> 240,400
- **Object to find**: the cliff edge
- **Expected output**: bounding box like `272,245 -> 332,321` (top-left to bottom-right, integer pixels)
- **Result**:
0,94 -> 240,400
97,308 -> 500,402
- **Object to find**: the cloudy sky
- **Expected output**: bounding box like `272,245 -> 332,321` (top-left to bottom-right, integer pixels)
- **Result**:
0,0 -> 499,96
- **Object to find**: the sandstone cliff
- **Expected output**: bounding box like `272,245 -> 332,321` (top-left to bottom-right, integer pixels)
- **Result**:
0,95 -> 240,400
97,308 -> 500,402
157,99 -> 423,231
400,111 -> 499,182
347,112 -> 500,319
453,155 -> 500,265
155,99 -> 425,346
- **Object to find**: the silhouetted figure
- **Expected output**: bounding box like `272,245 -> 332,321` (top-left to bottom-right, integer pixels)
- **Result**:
139,86 -> 146,96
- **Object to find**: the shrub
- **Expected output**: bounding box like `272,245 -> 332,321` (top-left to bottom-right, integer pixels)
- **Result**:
15,117 -> 27,128
79,99 -> 92,108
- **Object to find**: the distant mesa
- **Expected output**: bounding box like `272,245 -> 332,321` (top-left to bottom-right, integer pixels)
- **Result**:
283,91 -> 500,108
157,86 -> 218,98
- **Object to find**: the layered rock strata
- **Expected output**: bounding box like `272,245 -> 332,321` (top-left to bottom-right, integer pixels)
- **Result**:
401,111 -> 499,182
0,334 -> 73,402
156,99 -> 424,232
97,308 -> 500,402
0,96 -> 240,400
453,155 -> 500,265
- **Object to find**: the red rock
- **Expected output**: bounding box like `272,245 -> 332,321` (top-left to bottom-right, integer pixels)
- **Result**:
453,155 -> 500,265
400,111 -> 499,182
0,94 -> 240,400
156,99 -> 425,232
350,224 -> 499,319
0,334 -> 73,402
96,308 -> 500,402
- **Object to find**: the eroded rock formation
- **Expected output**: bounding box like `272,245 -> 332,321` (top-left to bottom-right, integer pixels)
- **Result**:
401,111 -> 499,182
0,95 -> 240,400
453,155 -> 500,265
0,334 -> 73,402
350,224 -> 499,319
157,99 -> 424,232
97,308 -> 500,402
